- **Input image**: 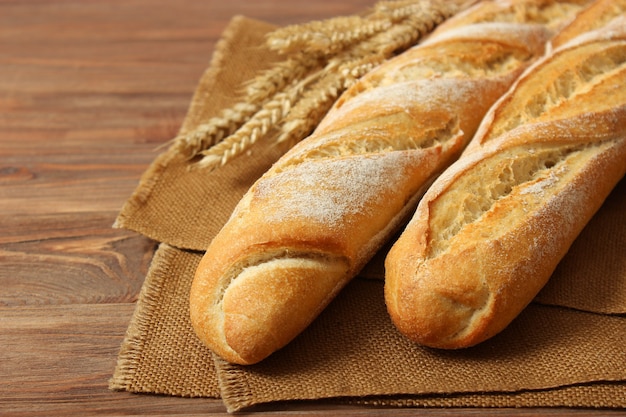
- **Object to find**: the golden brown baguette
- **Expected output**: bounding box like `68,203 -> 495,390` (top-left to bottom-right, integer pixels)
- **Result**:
384,9 -> 626,350
549,0 -> 626,48
189,0 -> 589,365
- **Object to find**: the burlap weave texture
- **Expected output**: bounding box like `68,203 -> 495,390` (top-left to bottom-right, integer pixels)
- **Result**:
110,15 -> 626,412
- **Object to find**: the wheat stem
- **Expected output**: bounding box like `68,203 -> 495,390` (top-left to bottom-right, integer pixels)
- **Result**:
173,102 -> 259,158
183,0 -> 460,170
274,0 -> 454,146
244,53 -> 322,102
267,16 -> 392,55
173,54 -> 321,158
195,81 -> 307,170
276,54 -> 384,146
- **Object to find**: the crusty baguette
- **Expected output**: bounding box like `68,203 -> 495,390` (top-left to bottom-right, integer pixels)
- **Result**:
549,0 -> 626,48
189,0 -> 589,365
384,8 -> 626,350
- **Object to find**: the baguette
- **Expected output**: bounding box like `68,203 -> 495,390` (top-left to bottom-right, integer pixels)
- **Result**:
549,0 -> 626,48
384,7 -> 626,350
189,0 -> 588,365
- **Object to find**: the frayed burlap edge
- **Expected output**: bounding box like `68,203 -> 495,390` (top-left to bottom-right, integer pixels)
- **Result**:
109,243 -> 221,398
113,15 -> 277,237
109,243 -> 176,392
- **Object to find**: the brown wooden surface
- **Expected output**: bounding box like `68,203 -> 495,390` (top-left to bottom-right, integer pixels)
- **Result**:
0,1 -> 624,416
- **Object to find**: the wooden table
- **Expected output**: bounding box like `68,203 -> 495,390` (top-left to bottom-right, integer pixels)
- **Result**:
0,1 -> 623,415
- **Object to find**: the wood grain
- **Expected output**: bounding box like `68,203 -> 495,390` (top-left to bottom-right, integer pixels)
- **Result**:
0,304 -> 225,416
1,0 -> 624,415
0,212 -> 156,306
0,306 -> 615,416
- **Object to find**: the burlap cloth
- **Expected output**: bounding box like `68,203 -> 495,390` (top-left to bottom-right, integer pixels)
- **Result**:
109,15 -> 626,413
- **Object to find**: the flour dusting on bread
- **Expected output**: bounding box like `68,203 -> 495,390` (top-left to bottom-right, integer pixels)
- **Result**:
385,2 -> 626,350
256,152 -> 426,227
190,0 -> 597,365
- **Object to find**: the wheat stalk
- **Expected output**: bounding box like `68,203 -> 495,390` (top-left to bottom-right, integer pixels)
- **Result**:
194,74 -> 321,170
276,54 -> 385,147
267,16 -> 392,56
275,75 -> 346,147
243,53 -> 323,103
173,53 -> 322,158
173,102 -> 259,159
185,0 -> 459,170
194,91 -> 295,170
275,1 -> 453,146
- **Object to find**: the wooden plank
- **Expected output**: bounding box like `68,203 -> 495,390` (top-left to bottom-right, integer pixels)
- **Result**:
0,161 -> 158,215
0,212 -> 155,306
1,303 -> 619,417
0,303 -> 225,415
0,0 -> 376,139
0,304 -> 613,416
2,0 -> 624,415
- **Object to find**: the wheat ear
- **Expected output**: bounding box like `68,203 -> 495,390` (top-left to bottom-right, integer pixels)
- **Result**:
173,53 -> 321,158
194,77 -> 316,170
275,0 -> 455,146
243,53 -> 323,103
172,102 -> 259,159
188,0 -> 460,169
267,16 -> 391,56
276,55 -> 383,146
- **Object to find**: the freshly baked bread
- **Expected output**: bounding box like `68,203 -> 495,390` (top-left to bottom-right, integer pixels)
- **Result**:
189,0 -> 590,365
384,8 -> 626,350
549,0 -> 626,48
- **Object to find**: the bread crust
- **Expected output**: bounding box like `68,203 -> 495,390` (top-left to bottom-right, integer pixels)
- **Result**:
190,0 -> 588,365
385,9 -> 626,349
550,0 -> 626,48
